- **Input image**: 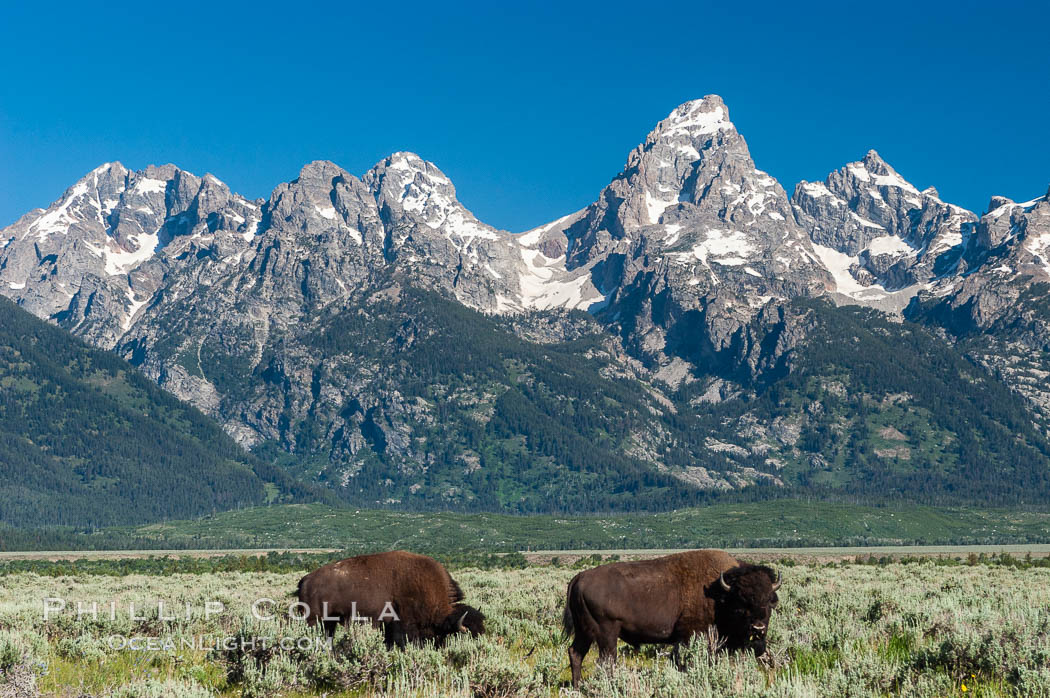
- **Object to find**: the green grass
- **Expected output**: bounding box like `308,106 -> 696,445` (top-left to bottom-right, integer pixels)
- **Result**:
13,500 -> 1050,554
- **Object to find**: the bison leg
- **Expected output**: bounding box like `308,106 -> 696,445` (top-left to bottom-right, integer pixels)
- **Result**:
383,621 -> 408,649
672,642 -> 684,671
568,634 -> 592,688
596,623 -> 620,668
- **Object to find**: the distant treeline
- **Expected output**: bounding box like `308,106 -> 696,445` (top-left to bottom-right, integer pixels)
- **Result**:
0,550 -> 531,577
3,548 -> 1048,578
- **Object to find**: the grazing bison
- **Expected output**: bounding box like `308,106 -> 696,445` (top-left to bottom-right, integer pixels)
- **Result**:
296,550 -> 484,647
562,549 -> 780,686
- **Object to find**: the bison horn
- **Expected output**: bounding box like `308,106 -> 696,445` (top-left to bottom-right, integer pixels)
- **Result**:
771,570 -> 782,591
456,610 -> 469,632
719,571 -> 732,591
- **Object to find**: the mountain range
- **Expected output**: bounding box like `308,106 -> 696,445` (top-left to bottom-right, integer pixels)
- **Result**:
3,94 -> 1050,519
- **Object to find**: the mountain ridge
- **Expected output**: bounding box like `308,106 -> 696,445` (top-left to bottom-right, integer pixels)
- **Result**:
3,94 -> 1050,512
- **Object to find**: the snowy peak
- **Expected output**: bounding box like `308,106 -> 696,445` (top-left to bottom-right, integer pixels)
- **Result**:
367,152 -> 458,202
649,95 -> 735,142
366,152 -> 604,313
0,161 -> 263,346
366,152 -> 500,243
984,189 -> 1047,219
564,95 -> 797,249
794,149 -> 976,250
973,187 -> 1050,255
513,95 -> 832,361
793,151 -> 977,311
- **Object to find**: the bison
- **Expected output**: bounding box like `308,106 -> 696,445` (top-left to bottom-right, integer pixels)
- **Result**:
296,550 -> 485,647
562,549 -> 780,686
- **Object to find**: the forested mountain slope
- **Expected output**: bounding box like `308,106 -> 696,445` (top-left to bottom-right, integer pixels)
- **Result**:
0,296 -> 321,527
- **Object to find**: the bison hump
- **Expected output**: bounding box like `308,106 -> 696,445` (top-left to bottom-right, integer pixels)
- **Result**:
448,577 -> 465,604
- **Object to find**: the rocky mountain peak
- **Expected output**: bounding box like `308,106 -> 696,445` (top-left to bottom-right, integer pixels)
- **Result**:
0,161 -> 263,347
973,189 -> 1049,252
555,95 -> 799,264
364,151 -> 505,263
649,95 -> 734,142
861,148 -> 891,172
792,151 -> 977,312
367,152 -> 456,195
987,195 -> 1015,214
293,159 -> 351,183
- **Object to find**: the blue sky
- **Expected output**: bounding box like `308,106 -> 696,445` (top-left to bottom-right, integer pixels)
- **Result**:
1,1 -> 1047,231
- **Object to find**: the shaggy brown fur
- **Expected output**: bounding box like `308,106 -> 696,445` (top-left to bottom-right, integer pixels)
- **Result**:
562,550 -> 779,687
296,550 -> 484,647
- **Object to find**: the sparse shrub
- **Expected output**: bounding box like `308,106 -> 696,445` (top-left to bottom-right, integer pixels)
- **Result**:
109,678 -> 214,698
55,633 -> 108,662
0,628 -> 47,698
1016,667 -> 1050,697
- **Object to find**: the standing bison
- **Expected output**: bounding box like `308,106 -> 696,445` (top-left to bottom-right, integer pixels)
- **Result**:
562,549 -> 780,686
296,550 -> 485,647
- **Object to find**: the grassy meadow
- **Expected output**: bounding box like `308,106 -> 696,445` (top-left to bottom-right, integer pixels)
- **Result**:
2,556 -> 1050,696
10,501 -> 1050,553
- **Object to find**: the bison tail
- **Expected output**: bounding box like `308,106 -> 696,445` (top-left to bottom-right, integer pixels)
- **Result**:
562,575 -> 578,639
295,575 -> 306,599
562,603 -> 575,639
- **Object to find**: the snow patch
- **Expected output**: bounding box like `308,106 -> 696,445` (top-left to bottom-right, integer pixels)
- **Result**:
122,286 -> 150,331
989,196 -> 1043,219
388,153 -> 452,185
866,235 -> 917,257
343,226 -> 363,245
850,212 -> 885,229
657,99 -> 733,141
662,223 -> 682,247
518,247 -> 604,311
396,171 -> 500,248
103,233 -> 160,275
873,172 -> 920,194
685,229 -> 755,267
134,178 -> 167,195
676,143 -> 701,159
847,165 -> 871,182
746,191 -> 767,215
645,190 -> 676,225
242,218 -> 261,242
801,181 -> 836,199
25,183 -> 92,241
518,210 -> 582,245
811,243 -> 906,303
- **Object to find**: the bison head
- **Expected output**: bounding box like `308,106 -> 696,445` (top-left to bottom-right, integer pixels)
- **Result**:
708,564 -> 781,656
438,603 -> 485,641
